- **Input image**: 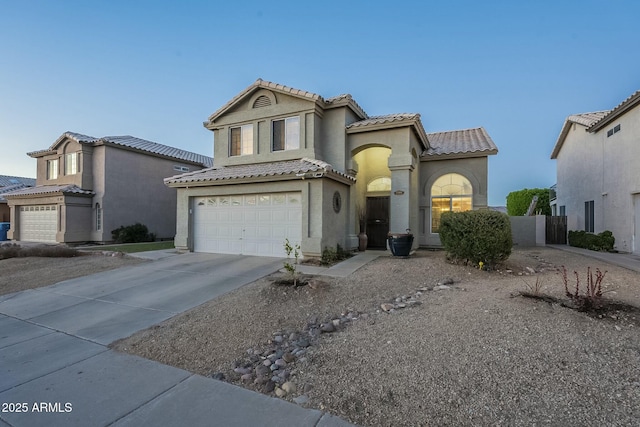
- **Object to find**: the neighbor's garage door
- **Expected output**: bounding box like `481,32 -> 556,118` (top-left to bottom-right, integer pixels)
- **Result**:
20,205 -> 58,242
193,192 -> 302,257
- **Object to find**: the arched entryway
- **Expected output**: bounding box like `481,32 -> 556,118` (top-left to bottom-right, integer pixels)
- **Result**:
352,147 -> 392,248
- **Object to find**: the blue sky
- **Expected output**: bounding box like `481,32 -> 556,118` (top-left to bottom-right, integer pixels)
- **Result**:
1,0 -> 638,206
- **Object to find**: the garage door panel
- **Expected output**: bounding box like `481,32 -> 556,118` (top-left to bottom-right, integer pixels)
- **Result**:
20,205 -> 57,243
244,211 -> 257,222
230,226 -> 244,238
193,192 -> 302,257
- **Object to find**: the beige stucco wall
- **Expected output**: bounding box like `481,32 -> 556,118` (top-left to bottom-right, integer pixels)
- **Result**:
555,107 -> 640,252
0,203 -> 9,222
101,147 -> 196,241
60,195 -> 93,242
419,156 -> 489,247
320,179 -> 350,251
172,177 -> 349,257
180,85 -> 495,255
210,91 -> 321,167
7,194 -> 60,241
348,127 -> 422,248
34,139 -> 93,189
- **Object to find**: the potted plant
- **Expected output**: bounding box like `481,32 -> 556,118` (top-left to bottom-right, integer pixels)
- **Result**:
387,229 -> 413,257
357,204 -> 368,251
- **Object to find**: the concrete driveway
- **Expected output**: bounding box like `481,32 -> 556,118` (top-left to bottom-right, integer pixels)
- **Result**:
0,252 -> 353,427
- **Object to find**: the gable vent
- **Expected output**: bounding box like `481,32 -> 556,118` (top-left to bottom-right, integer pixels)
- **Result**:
253,95 -> 272,108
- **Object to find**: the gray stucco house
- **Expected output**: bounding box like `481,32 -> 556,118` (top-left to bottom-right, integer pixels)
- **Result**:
166,79 -> 498,257
551,89 -> 640,253
5,132 -> 212,243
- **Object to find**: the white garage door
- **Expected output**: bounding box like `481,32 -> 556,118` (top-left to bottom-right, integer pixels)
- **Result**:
20,205 -> 58,243
193,192 -> 302,257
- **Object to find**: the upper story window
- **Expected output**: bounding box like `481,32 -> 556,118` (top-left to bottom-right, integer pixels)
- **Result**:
47,159 -> 59,180
173,165 -> 190,172
65,153 -> 79,175
272,116 -> 300,151
230,124 -> 253,156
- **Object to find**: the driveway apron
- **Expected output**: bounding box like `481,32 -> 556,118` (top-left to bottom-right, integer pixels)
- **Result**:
0,253 -> 354,426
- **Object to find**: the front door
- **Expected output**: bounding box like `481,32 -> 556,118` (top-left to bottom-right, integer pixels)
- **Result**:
366,196 -> 389,249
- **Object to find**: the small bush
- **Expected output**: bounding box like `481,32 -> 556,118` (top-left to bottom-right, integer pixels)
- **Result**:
111,223 -> 155,243
439,210 -> 512,267
321,244 -> 351,266
561,265 -> 607,310
568,230 -> 615,252
0,243 -> 79,260
283,238 -> 301,287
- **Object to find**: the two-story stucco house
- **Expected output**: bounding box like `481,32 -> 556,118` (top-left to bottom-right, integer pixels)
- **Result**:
165,79 -> 498,257
5,132 -> 212,243
550,89 -> 640,254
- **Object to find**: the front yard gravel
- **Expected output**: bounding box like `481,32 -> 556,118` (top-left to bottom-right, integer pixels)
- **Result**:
112,247 -> 640,426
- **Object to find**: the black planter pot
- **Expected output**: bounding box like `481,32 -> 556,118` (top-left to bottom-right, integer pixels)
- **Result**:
388,234 -> 414,257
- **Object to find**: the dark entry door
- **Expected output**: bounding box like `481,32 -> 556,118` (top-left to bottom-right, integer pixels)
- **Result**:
366,196 -> 390,249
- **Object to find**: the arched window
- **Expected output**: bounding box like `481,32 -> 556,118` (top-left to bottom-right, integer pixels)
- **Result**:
367,177 -> 391,193
431,173 -> 472,233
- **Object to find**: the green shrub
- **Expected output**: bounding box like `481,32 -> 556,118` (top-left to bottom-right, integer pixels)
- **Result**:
321,244 -> 351,266
283,238 -> 301,287
568,230 -> 615,252
506,188 -> 551,216
111,223 -> 155,243
439,210 -> 512,267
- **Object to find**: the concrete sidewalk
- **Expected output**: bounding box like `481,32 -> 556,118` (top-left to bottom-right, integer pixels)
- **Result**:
297,250 -> 386,277
548,244 -> 640,273
0,252 -> 355,427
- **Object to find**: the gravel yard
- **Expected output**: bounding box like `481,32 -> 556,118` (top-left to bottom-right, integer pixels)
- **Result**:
112,247 -> 640,427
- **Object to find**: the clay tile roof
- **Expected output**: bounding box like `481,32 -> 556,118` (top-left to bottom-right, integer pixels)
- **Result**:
3,184 -> 95,198
206,79 -> 324,123
165,158 -> 354,186
28,132 -> 213,167
587,90 -> 640,132
99,136 -> 213,167
423,127 -> 498,158
567,111 -> 610,127
346,113 -> 421,129
207,79 -> 369,124
346,113 -> 429,149
0,175 -> 36,188
550,110 -> 610,159
325,94 -> 368,119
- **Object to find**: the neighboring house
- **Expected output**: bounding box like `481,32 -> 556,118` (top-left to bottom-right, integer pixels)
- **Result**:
165,79 -> 498,257
5,132 -> 212,243
550,89 -> 640,253
0,176 -> 36,222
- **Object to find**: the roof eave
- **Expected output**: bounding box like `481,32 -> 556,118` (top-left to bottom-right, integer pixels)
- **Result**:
421,149 -> 498,161
204,79 -> 324,128
95,140 -> 211,168
165,170 -> 354,188
324,97 -> 368,120
587,91 -> 640,133
550,119 -> 573,159
27,149 -> 56,158
347,118 -> 429,150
